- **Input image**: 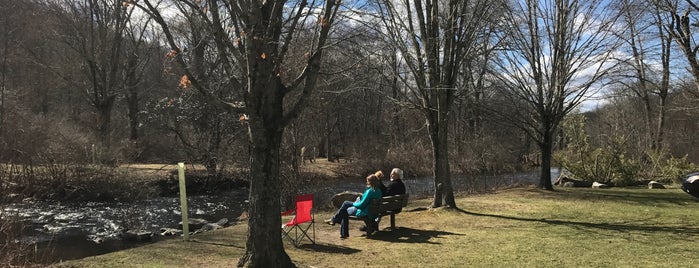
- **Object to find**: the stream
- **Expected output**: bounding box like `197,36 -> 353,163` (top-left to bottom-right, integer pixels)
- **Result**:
1,188 -> 250,263
0,168 -> 558,264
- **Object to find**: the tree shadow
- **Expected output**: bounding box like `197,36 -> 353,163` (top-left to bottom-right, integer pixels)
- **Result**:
190,239 -> 361,255
295,243 -> 361,254
537,187 -> 697,206
455,208 -> 699,235
364,227 -> 463,244
189,239 -> 245,249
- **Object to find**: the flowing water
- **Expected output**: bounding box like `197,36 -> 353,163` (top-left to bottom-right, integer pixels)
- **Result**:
1,168 -> 558,264
2,188 -> 249,264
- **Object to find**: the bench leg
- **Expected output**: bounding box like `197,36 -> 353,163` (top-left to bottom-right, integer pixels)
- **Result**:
390,214 -> 396,231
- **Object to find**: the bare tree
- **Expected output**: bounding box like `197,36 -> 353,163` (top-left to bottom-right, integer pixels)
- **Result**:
660,0 -> 699,98
618,0 -> 656,150
122,14 -> 157,141
493,0 -> 620,190
135,0 -> 341,266
146,1 -> 243,173
375,0 -> 501,208
48,0 -> 142,155
654,2 -> 674,149
615,0 -> 674,150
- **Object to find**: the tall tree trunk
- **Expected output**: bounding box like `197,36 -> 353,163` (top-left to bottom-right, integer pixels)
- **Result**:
538,129 -> 554,190
655,10 -> 671,150
239,124 -> 291,267
97,96 -> 116,148
624,2 -> 653,150
642,98 -> 653,149
127,86 -> 139,140
428,107 -> 456,208
205,119 -> 222,174
237,65 -> 293,267
655,98 -> 667,148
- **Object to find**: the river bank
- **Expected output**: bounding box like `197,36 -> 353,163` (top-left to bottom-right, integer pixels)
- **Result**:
0,160 -> 356,265
52,186 -> 699,268
2,160 -> 548,265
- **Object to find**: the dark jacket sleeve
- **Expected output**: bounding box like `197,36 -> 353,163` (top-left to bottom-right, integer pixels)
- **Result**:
379,183 -> 388,197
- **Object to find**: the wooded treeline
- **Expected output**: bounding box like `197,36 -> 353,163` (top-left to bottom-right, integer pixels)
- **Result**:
0,0 -> 697,181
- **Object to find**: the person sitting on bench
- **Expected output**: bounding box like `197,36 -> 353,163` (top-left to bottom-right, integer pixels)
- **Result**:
385,168 -> 407,197
325,174 -> 383,238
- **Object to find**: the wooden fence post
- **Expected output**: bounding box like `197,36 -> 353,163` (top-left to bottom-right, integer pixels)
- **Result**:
178,162 -> 189,241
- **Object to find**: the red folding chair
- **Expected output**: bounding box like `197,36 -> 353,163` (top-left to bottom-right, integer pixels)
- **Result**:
281,193 -> 315,247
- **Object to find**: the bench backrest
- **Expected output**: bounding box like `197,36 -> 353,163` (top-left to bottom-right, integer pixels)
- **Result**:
370,194 -> 409,215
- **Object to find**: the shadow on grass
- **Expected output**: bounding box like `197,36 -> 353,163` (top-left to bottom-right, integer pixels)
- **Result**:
295,243 -> 361,254
456,208 -> 699,235
540,187 -> 697,206
189,239 -> 245,249
189,239 -> 361,255
364,227 -> 463,244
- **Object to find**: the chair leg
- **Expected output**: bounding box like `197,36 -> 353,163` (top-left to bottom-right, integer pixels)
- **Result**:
299,224 -> 314,245
281,226 -> 294,245
282,224 -> 315,247
294,226 -> 300,247
312,219 -> 316,244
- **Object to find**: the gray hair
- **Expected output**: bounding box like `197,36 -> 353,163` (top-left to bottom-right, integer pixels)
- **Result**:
391,168 -> 403,180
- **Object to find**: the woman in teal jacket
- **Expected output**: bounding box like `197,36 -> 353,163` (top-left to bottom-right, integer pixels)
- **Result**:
326,174 -> 383,238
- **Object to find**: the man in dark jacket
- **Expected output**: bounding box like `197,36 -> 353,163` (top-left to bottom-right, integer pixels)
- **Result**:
385,168 -> 406,197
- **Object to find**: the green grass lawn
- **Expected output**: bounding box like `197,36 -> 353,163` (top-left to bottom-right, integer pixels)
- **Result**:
52,186 -> 699,267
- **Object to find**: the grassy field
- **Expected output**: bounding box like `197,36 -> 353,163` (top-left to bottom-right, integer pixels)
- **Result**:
52,186 -> 699,268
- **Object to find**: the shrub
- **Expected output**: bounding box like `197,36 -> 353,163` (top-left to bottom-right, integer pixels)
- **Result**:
556,146 -> 642,186
0,163 -> 164,203
645,150 -> 699,183
0,216 -> 32,267
556,113 -> 697,186
556,114 -> 642,186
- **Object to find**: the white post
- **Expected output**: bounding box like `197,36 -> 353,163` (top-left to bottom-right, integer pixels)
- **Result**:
178,162 -> 189,241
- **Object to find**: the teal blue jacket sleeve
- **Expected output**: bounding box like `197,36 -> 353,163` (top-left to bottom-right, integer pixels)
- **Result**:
353,187 -> 382,208
353,188 -> 373,209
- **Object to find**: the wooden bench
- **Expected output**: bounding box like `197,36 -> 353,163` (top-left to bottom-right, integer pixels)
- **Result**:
349,194 -> 409,235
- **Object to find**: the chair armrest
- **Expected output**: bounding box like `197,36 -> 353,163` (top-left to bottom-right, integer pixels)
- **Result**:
281,209 -> 296,216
